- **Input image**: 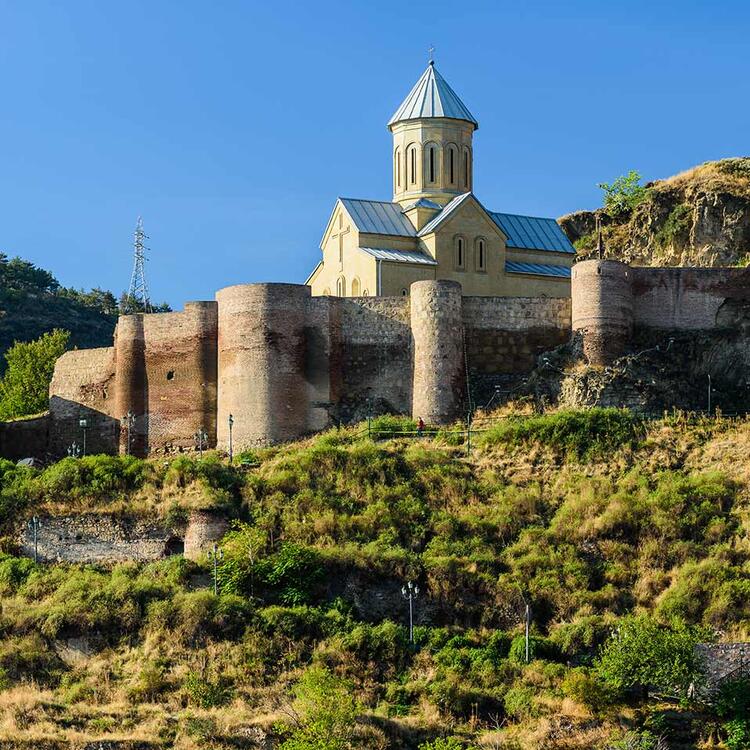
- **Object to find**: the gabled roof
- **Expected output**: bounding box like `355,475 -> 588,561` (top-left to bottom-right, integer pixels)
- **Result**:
505,261 -> 571,278
490,213 -> 575,254
359,247 -> 437,266
340,198 -> 416,237
417,192 -> 477,236
388,62 -> 478,130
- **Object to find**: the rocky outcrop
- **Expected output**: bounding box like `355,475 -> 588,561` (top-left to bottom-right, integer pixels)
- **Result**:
560,158 -> 750,267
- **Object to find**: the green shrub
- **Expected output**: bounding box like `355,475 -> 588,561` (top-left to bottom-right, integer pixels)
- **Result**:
598,170 -> 648,216
561,667 -> 610,711
478,408 -> 639,459
503,684 -> 536,719
183,671 -> 232,708
0,554 -> 36,595
369,414 -> 417,437
255,543 -> 325,605
419,738 -> 466,750
508,634 -> 558,664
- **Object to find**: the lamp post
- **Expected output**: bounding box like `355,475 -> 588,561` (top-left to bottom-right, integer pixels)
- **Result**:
78,417 -> 88,456
194,428 -> 207,459
67,441 -> 81,458
401,580 -> 420,643
122,411 -> 136,455
27,516 -> 41,563
207,543 -> 223,595
708,374 -> 712,415
228,414 -> 234,464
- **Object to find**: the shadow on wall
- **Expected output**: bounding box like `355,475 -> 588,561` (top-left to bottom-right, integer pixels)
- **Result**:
0,415 -> 49,462
48,397 -> 119,459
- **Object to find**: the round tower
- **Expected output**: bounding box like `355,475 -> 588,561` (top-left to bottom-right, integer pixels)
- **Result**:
216,283 -> 310,448
114,314 -> 146,456
571,260 -> 634,365
389,61 -> 478,208
410,280 -> 465,424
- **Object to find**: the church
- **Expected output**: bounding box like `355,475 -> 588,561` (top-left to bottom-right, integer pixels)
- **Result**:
306,60 -> 575,298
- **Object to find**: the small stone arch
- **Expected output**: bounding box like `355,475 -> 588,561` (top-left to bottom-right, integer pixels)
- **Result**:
351,277 -> 361,296
336,276 -> 346,297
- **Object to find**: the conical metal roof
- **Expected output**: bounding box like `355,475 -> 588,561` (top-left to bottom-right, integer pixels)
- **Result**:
388,62 -> 478,130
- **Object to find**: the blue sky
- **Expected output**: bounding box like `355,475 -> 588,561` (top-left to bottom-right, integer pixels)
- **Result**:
1,0 -> 749,306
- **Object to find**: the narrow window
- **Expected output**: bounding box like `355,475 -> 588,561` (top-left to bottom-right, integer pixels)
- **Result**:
456,237 -> 465,269
401,288 -> 408,296
410,148 -> 416,184
337,277 -> 346,297
450,149 -> 455,184
395,149 -> 401,188
464,151 -> 469,188
429,147 -> 435,183
477,239 -> 486,271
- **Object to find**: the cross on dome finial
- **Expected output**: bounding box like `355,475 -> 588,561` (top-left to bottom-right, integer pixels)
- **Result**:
428,45 -> 435,64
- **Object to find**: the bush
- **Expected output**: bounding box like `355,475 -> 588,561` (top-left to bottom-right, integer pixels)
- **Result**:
183,671 -> 232,708
419,739 -> 466,750
369,414 -> 417,438
255,543 -> 325,605
561,667 -> 610,711
598,170 -> 648,217
508,634 -> 558,664
503,684 -> 536,719
479,408 -> 639,460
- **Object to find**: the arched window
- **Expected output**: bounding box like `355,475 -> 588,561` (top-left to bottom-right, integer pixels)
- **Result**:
424,142 -> 438,185
323,287 -> 331,296
462,147 -> 471,190
407,143 -> 418,186
394,148 -> 402,190
351,277 -> 361,296
362,289 -> 369,297
475,237 -> 486,271
455,236 -> 465,270
336,276 -> 346,297
401,288 -> 408,296
445,144 -> 458,186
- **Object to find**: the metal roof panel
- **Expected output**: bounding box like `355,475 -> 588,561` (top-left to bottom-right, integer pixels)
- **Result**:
340,198 -> 416,237
505,261 -> 571,278
359,247 -> 437,265
490,212 -> 575,253
389,62 -> 478,129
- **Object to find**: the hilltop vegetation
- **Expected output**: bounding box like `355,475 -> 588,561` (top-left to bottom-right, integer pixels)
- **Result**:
560,158 -> 750,267
1,409 -> 750,748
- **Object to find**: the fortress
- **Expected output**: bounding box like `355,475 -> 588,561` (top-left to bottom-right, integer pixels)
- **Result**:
4,62 -> 750,461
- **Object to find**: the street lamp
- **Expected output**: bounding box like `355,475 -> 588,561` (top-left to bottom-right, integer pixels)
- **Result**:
228,414 -> 234,464
27,516 -> 41,563
194,427 -> 208,459
401,580 -> 420,643
78,417 -> 88,456
121,411 -> 136,455
207,543 -> 224,595
67,441 -> 81,458
708,374 -> 712,415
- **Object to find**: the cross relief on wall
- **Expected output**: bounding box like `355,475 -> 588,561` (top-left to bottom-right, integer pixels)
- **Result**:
331,213 -> 350,271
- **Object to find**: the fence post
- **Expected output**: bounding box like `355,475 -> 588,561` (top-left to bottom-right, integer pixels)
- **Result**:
466,411 -> 472,455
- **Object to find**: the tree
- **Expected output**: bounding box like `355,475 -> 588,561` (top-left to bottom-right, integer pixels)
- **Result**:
595,616 -> 706,698
0,329 -> 70,419
598,170 -> 648,217
278,666 -> 358,750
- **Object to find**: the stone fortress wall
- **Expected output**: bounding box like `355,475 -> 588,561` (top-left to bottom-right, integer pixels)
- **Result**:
6,260 -> 750,460
572,260 -> 750,365
41,280 -> 572,456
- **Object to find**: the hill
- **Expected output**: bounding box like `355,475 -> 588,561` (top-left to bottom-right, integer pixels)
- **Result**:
1,410 -> 749,749
560,158 -> 750,267
0,254 -> 117,367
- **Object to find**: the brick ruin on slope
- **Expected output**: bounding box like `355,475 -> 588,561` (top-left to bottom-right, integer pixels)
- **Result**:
4,262 -> 750,461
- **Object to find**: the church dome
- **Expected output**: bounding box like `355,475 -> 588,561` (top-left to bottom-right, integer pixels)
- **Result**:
388,62 -> 478,130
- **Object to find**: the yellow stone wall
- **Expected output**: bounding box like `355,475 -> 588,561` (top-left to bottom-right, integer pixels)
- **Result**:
390,118 -> 475,207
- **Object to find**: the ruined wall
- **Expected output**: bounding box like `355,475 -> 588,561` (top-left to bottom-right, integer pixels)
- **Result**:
696,642 -> 750,692
463,296 -> 571,373
337,296 -> 412,420
49,347 -> 118,457
183,510 -> 230,561
18,515 -> 178,563
0,415 -> 49,461
630,266 -> 750,329
411,281 -> 465,423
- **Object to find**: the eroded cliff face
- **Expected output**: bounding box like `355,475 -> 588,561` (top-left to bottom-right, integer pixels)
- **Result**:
560,158 -> 750,267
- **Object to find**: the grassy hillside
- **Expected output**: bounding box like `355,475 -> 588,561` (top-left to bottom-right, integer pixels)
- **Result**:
1,410 -> 749,749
